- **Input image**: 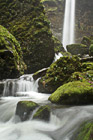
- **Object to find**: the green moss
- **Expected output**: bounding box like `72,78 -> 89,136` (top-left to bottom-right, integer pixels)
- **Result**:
0,25 -> 26,80
49,81 -> 93,105
20,101 -> 38,108
39,56 -> 82,93
82,62 -> 93,71
89,44 -> 93,56
0,0 -> 56,73
75,122 -> 93,140
33,105 -> 50,121
66,44 -> 89,56
70,70 -> 93,82
81,36 -> 91,46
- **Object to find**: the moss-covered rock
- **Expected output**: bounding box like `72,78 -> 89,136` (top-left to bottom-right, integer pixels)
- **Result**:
74,121 -> 93,140
0,25 -> 26,80
89,44 -> 93,56
52,36 -> 65,53
49,81 -> 93,105
38,56 -> 82,93
16,101 -> 39,121
0,0 -> 57,73
66,44 -> 89,56
81,36 -> 91,47
33,105 -> 51,121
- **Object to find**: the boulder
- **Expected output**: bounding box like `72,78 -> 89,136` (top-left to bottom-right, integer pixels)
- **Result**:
0,25 -> 26,80
49,81 -> 93,105
16,101 -> 38,121
33,105 -> 51,121
81,36 -> 91,47
0,0 -> 57,73
66,44 -> 89,56
38,56 -> 82,93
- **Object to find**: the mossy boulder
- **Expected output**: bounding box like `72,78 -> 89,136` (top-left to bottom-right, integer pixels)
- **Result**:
89,44 -> 93,56
81,36 -> 91,47
0,25 -> 26,80
33,105 -> 51,121
0,0 -> 57,73
49,81 -> 93,105
74,121 -> 93,140
66,44 -> 89,56
38,56 -> 82,93
52,36 -> 65,54
16,101 -> 38,121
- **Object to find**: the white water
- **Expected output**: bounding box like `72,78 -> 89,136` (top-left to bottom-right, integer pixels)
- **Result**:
62,0 -> 76,50
0,74 -> 93,140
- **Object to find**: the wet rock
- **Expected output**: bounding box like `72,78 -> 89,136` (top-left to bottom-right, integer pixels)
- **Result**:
33,105 -> 51,121
66,44 -> 89,56
16,101 -> 39,121
0,82 -> 4,96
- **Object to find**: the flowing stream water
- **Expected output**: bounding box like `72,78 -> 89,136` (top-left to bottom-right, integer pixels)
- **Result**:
0,74 -> 93,140
62,0 -> 76,50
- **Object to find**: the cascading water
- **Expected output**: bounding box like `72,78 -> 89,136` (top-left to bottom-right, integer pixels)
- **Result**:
62,0 -> 76,50
0,73 -> 93,140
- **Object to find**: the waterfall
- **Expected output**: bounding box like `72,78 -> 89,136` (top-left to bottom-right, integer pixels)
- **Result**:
3,74 -> 39,96
62,0 -> 76,50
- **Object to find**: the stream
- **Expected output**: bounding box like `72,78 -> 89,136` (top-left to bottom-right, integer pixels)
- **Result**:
0,74 -> 93,140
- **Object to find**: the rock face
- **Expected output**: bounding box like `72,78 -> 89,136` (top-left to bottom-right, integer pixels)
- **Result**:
0,25 -> 25,80
66,44 -> 89,56
33,105 -> 51,121
38,56 -> 82,93
42,0 -> 93,43
0,0 -> 61,73
49,81 -> 93,105
16,101 -> 38,121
